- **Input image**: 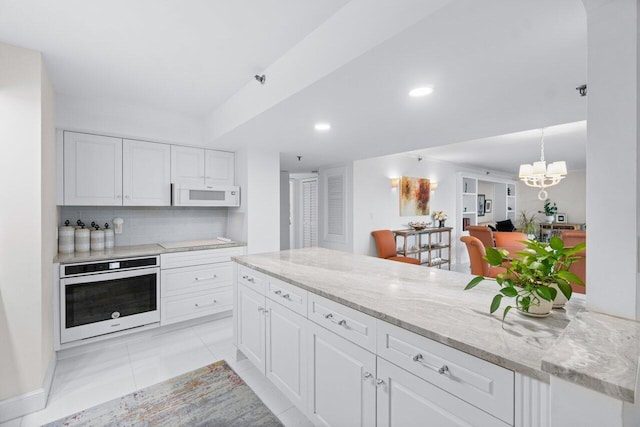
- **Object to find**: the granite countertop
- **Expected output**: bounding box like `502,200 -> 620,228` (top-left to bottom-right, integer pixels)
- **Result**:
55,241 -> 246,264
234,247 -> 640,403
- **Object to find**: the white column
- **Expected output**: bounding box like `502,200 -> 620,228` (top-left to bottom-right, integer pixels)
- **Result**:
582,0 -> 639,320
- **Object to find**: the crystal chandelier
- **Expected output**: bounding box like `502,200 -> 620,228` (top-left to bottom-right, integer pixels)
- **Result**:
518,129 -> 567,200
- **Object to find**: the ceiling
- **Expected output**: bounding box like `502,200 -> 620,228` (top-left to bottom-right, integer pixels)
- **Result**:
0,0 -> 348,114
416,120 -> 586,176
0,0 -> 587,173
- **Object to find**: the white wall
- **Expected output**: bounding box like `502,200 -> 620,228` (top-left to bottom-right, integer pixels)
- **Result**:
227,147 -> 280,254
583,0 -> 639,320
56,94 -> 204,147
280,171 -> 290,250
0,42 -> 55,404
40,60 -> 57,387
516,169 -> 586,225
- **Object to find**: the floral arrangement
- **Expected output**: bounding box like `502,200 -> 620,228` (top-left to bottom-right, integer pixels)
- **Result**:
433,211 -> 447,221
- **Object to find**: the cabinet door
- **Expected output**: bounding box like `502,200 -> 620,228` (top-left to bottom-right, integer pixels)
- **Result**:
377,358 -> 508,427
63,132 -> 122,205
307,322 -> 376,427
205,150 -> 235,186
237,283 -> 266,374
122,139 -> 171,206
265,299 -> 307,413
171,145 -> 205,186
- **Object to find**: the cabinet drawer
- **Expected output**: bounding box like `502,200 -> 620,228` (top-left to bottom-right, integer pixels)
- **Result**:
267,277 -> 307,317
377,357 -> 509,427
237,265 -> 267,295
377,321 -> 514,425
161,264 -> 232,297
161,287 -> 232,325
161,247 -> 244,269
308,293 -> 376,352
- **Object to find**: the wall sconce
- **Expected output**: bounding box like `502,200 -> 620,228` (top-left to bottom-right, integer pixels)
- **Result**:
390,178 -> 400,189
431,181 -> 438,191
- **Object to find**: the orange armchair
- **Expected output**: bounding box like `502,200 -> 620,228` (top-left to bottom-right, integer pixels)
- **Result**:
561,230 -> 586,294
467,225 -> 495,248
494,232 -> 528,259
460,236 -> 506,278
371,230 -> 420,265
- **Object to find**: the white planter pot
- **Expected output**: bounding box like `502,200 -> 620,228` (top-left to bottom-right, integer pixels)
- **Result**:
517,289 -> 553,317
550,283 -> 568,308
545,215 -> 555,224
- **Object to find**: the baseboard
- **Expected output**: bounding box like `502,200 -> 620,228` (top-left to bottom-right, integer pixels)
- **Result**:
0,355 -> 56,422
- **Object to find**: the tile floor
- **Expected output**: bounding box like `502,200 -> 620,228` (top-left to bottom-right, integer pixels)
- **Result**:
2,317 -> 313,427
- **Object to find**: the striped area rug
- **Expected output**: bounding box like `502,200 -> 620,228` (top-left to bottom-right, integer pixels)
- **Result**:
43,360 -> 283,426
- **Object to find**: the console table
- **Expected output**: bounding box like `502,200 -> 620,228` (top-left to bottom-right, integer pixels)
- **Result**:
539,223 -> 581,242
393,227 -> 452,269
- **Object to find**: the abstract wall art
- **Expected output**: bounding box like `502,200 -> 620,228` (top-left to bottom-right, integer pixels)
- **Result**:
400,176 -> 431,216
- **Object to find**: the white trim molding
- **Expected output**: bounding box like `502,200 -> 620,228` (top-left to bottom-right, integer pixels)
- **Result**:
515,372 -> 550,427
0,356 -> 56,422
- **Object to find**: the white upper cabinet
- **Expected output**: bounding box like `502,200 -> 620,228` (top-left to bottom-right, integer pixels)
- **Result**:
171,145 -> 235,186
205,150 -> 235,186
61,131 -> 235,205
122,139 -> 171,206
170,145 -> 206,186
64,132 -> 123,205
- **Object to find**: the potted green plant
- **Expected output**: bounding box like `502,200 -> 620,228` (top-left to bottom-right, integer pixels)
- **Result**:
464,236 -> 585,319
518,210 -> 537,239
539,199 -> 557,223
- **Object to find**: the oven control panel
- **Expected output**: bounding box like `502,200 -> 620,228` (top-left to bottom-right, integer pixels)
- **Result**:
61,256 -> 159,277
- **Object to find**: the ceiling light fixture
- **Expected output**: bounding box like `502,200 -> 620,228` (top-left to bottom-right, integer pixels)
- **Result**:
314,123 -> 331,131
409,87 -> 434,97
518,128 -> 567,200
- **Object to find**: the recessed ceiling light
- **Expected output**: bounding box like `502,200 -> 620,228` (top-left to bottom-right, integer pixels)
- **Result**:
409,87 -> 434,97
314,123 -> 331,131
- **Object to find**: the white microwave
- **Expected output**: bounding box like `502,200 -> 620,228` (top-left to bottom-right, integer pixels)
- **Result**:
171,184 -> 240,207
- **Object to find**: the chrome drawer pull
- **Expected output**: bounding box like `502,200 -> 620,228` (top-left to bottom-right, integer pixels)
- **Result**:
194,300 -> 217,308
275,290 -> 282,295
376,378 -> 385,386
412,353 -> 450,375
282,293 -> 290,300
195,275 -> 217,281
258,307 -> 265,312
363,372 -> 373,380
324,313 -> 347,326
247,277 -> 255,283
242,275 -> 248,279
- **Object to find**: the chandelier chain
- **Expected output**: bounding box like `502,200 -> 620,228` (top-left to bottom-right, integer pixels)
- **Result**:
540,128 -> 545,162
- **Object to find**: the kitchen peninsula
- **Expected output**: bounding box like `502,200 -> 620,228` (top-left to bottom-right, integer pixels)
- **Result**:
233,247 -> 640,426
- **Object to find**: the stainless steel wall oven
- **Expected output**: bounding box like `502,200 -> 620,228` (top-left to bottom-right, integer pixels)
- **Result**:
60,256 -> 160,343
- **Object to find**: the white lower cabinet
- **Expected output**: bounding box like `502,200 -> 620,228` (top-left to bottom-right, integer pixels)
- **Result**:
266,298 -> 307,412
237,283 -> 266,373
307,321 -> 376,427
233,264 -> 519,427
377,358 -> 509,427
236,281 -> 308,412
160,248 -> 243,326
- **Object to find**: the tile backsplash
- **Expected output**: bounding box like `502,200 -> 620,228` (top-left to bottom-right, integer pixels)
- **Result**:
60,206 -> 229,246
